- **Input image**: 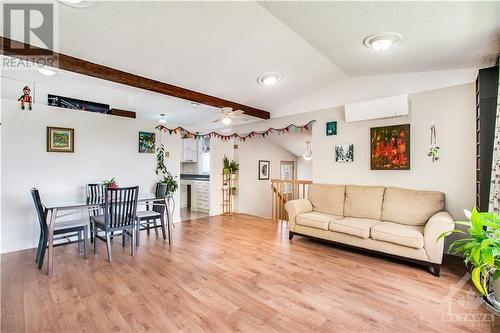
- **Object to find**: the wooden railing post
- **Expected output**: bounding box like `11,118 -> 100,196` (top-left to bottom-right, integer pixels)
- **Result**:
271,179 -> 312,223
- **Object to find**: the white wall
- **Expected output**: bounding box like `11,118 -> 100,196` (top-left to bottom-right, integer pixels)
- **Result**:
236,138 -> 296,218
228,83 -> 476,222
297,158 -> 313,180
310,84 -> 475,220
1,100 -> 181,253
209,138 -> 234,216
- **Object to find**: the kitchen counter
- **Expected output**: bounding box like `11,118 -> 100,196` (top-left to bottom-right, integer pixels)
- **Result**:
180,174 -> 210,181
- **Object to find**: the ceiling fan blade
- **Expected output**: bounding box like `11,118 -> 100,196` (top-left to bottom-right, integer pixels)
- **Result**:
212,118 -> 222,123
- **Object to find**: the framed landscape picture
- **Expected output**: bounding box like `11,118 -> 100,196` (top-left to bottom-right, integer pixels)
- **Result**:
138,131 -> 155,153
335,144 -> 353,162
370,124 -> 410,170
258,160 -> 270,180
47,127 -> 74,153
326,121 -> 337,136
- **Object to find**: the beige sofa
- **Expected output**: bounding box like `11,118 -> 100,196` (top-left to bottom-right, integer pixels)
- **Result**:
284,184 -> 454,276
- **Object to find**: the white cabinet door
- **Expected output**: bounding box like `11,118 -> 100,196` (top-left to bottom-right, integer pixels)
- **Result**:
182,139 -> 198,162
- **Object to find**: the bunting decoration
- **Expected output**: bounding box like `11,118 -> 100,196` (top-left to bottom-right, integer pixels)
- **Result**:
155,120 -> 315,142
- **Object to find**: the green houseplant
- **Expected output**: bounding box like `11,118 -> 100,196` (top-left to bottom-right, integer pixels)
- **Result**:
439,208 -> 500,305
155,144 -> 178,197
223,155 -> 231,174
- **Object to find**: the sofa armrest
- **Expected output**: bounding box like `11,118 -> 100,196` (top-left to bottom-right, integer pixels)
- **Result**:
424,211 -> 455,264
284,199 -> 313,230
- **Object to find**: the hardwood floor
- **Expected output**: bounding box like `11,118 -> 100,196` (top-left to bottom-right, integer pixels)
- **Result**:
1,214 -> 498,332
180,208 -> 209,221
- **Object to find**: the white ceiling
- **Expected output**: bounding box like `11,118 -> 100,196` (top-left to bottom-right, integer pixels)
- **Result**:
2,1 -> 499,125
56,1 -> 345,112
260,1 -> 500,76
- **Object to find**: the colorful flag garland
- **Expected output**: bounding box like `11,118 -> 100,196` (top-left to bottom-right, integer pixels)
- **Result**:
155,120 -> 315,141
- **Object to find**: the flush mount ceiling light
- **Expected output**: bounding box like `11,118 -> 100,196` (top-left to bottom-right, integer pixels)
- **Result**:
363,32 -> 403,52
221,116 -> 232,125
257,72 -> 282,87
190,102 -> 199,108
303,140 -> 312,161
158,113 -> 167,124
59,0 -> 94,8
38,66 -> 57,77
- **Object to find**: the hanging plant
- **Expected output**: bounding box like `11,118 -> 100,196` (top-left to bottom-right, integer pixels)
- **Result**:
427,123 -> 440,162
156,144 -> 168,176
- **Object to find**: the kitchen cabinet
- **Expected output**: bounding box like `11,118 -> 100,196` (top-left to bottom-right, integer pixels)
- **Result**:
180,179 -> 210,212
182,138 -> 197,162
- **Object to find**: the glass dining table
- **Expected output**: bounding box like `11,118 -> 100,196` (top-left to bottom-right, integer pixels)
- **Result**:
43,193 -> 173,276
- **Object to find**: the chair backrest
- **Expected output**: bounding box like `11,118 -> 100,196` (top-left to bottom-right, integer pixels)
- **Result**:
86,183 -> 105,216
104,186 -> 139,229
31,188 -> 48,236
152,200 -> 166,215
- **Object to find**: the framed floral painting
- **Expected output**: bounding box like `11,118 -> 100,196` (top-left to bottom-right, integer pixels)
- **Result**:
370,124 -> 410,170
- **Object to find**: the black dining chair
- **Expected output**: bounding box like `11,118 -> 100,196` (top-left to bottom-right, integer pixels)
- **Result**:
31,188 -> 89,270
86,183 -> 105,243
135,199 -> 167,247
92,186 -> 139,262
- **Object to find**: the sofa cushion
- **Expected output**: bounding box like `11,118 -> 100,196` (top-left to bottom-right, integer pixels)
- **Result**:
344,185 -> 386,220
329,217 -> 380,239
371,222 -> 424,249
381,187 -> 445,226
308,184 -> 345,216
296,211 -> 339,230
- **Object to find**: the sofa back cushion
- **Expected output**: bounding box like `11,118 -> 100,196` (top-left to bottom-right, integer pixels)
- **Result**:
344,185 -> 385,220
381,187 -> 445,226
308,184 -> 345,216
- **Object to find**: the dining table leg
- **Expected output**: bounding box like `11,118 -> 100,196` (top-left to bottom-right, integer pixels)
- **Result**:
164,197 -> 172,245
47,208 -> 57,276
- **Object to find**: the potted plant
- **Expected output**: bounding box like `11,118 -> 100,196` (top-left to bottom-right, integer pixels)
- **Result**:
159,171 -> 178,198
230,186 -> 237,195
229,160 -> 239,179
155,144 -> 178,198
439,208 -> 500,308
223,156 -> 231,174
103,177 -> 118,188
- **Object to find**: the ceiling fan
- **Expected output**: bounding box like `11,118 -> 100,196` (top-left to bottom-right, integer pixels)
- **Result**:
212,107 -> 247,125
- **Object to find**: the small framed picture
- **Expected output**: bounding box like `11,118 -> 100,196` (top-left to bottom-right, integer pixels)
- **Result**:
326,121 -> 337,136
335,144 -> 353,162
258,160 -> 270,180
47,127 -> 74,153
138,131 -> 155,153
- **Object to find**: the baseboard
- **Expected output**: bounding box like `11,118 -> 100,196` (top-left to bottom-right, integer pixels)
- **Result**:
1,240 -> 37,254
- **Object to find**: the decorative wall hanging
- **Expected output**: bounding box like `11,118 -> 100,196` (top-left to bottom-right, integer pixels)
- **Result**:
427,122 -> 440,162
335,144 -> 353,162
138,131 -> 155,153
18,85 -> 32,110
326,121 -> 337,136
258,160 -> 270,180
48,94 -> 110,114
370,124 -> 410,170
155,120 -> 315,142
47,127 -> 74,153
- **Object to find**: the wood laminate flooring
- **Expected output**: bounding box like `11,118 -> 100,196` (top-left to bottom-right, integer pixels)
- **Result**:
1,214 -> 498,332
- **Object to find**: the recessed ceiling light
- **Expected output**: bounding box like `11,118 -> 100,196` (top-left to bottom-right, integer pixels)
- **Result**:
158,113 -> 167,124
363,32 -> 403,52
257,72 -> 282,87
38,66 -> 57,76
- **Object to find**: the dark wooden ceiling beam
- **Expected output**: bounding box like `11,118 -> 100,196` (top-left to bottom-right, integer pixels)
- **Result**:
0,37 -> 270,119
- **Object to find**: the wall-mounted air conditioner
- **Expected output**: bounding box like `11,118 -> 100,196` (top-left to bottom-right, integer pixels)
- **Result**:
344,94 -> 409,122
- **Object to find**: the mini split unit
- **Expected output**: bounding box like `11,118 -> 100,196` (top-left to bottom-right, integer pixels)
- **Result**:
344,94 -> 409,122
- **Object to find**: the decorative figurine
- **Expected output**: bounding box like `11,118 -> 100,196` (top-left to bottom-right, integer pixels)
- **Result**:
18,86 -> 32,110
